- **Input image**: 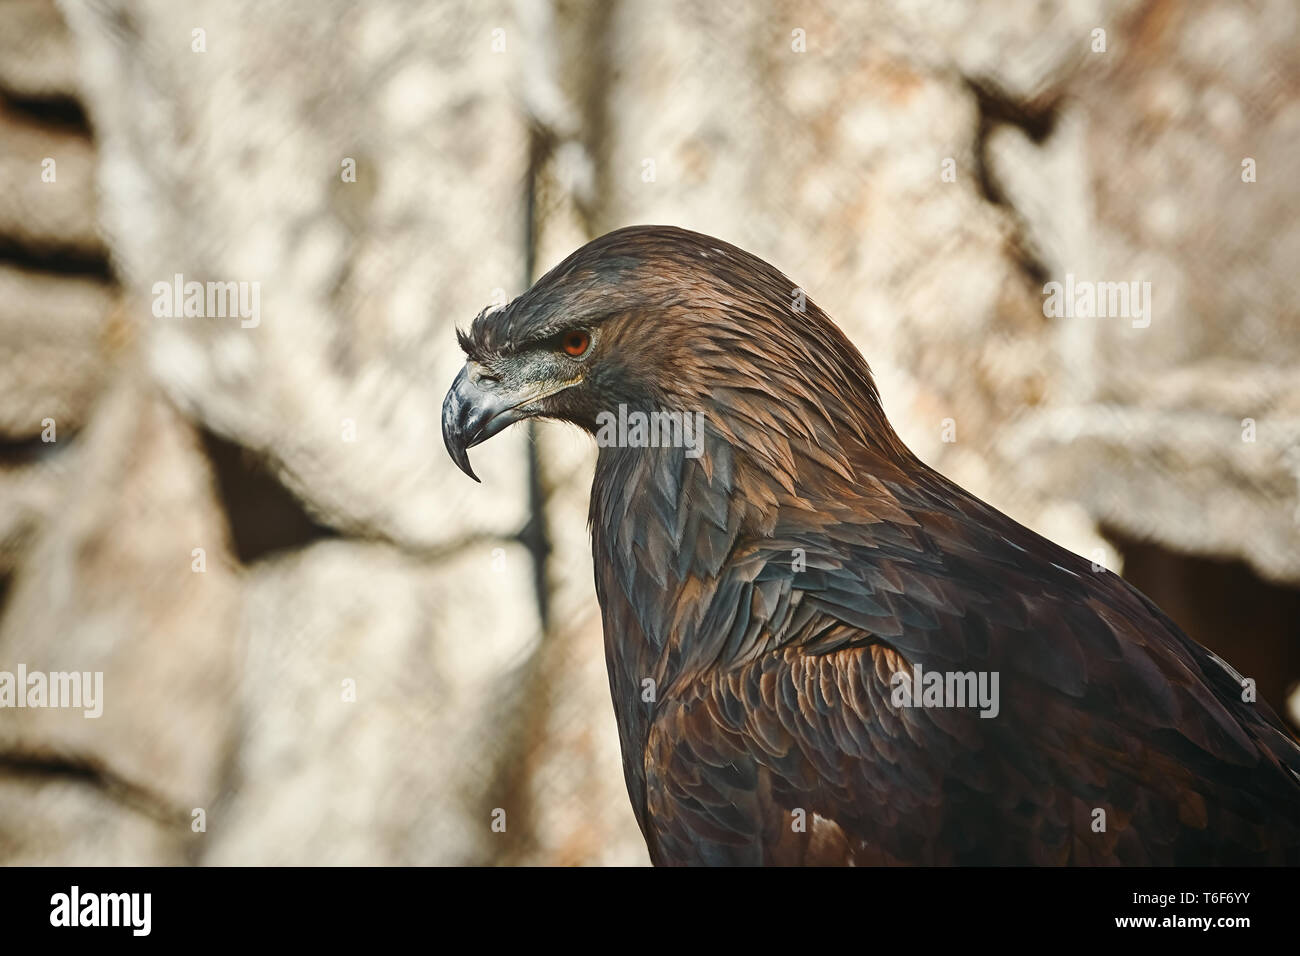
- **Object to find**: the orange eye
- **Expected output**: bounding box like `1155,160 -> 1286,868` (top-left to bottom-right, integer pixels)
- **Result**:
562,330 -> 591,356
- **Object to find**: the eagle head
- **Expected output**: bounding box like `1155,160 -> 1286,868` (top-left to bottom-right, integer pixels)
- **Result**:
442,224 -> 896,481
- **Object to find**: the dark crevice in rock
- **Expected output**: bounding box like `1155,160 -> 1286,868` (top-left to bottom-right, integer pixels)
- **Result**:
0,431 -> 71,465
198,428 -> 338,565
966,78 -> 1059,288
0,91 -> 92,136
0,235 -> 113,281
0,92 -> 109,279
967,78 -> 1058,160
0,750 -> 187,827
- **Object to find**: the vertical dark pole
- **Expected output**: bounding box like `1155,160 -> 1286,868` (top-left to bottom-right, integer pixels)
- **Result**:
520,124 -> 551,633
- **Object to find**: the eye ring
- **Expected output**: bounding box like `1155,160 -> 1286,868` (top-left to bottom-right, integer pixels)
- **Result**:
561,329 -> 592,357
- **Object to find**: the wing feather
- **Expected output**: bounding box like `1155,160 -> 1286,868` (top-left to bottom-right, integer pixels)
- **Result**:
641,477 -> 1300,865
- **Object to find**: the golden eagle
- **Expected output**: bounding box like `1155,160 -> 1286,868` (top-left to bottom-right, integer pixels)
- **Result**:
443,225 -> 1300,865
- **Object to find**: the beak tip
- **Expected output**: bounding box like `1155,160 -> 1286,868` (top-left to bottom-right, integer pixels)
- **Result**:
444,432 -> 482,483
443,367 -> 484,483
449,450 -> 481,483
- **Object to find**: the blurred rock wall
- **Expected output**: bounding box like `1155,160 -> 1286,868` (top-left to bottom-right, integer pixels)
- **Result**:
0,0 -> 1295,864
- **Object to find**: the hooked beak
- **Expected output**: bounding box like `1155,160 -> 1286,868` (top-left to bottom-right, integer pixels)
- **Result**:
441,364 -> 579,482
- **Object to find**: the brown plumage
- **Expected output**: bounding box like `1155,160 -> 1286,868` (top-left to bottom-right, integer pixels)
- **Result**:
442,225 -> 1300,865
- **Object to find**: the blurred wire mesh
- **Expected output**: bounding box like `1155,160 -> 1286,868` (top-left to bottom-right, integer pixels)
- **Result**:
0,0 -> 1296,865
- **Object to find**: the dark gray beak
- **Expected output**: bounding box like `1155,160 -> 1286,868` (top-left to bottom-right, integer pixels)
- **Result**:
441,364 -> 530,482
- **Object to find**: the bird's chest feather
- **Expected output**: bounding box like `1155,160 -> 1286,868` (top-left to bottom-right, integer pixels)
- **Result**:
588,442 -> 750,805
589,440 -> 814,846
